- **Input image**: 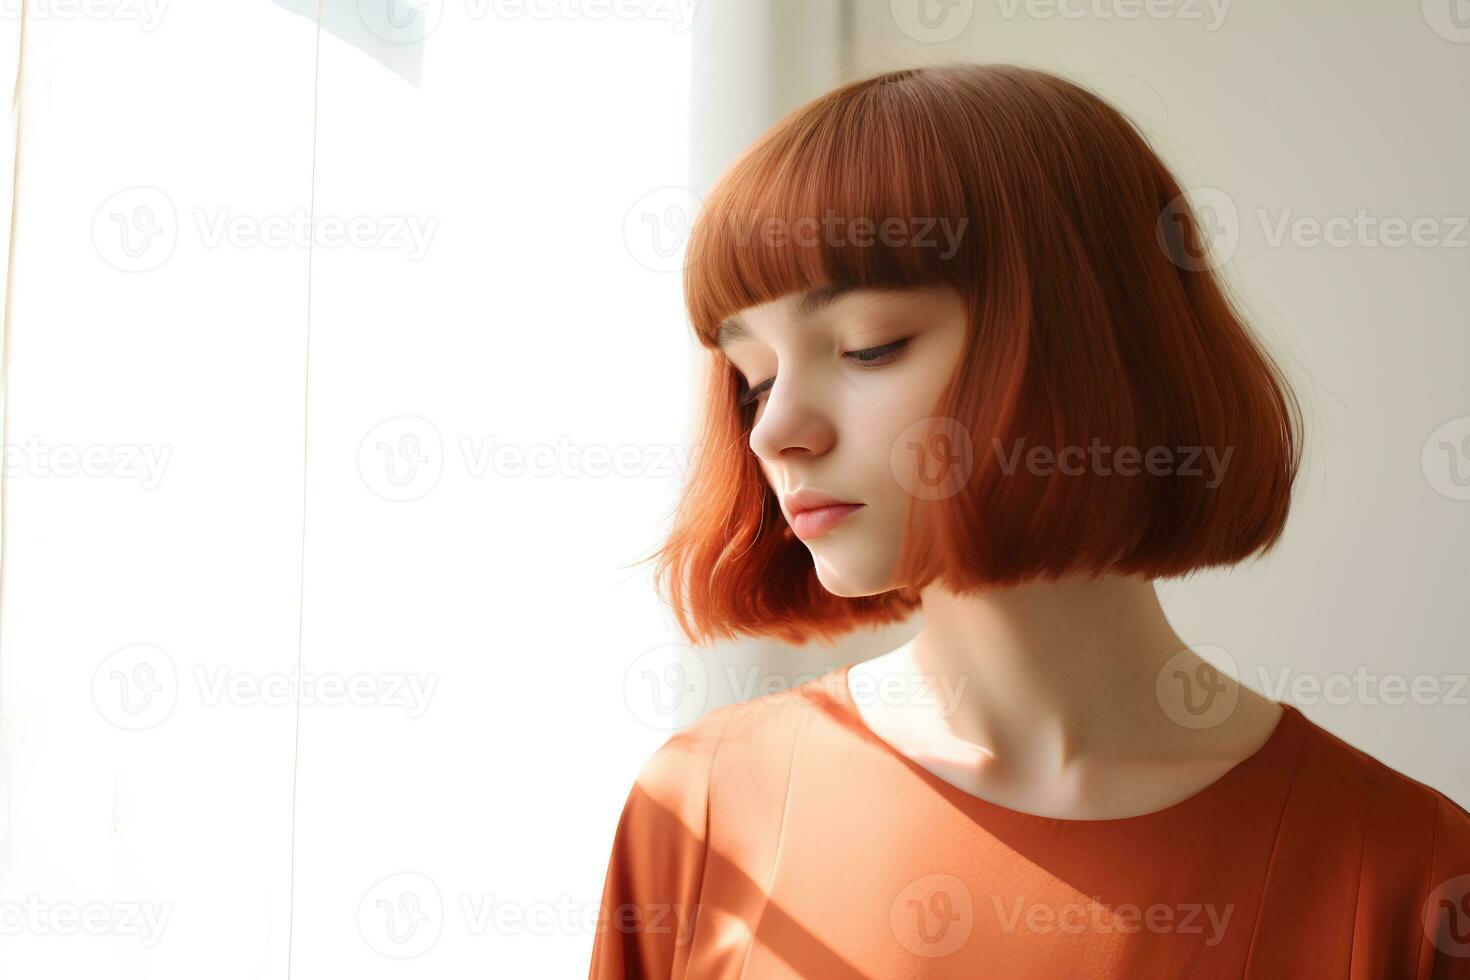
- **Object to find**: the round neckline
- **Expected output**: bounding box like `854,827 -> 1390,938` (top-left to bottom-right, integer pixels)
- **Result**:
835,661 -> 1299,826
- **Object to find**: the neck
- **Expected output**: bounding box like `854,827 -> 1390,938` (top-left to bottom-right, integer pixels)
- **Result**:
911,572 -> 1197,771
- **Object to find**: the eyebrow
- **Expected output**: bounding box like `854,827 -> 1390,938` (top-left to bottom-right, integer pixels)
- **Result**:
714,284 -> 860,349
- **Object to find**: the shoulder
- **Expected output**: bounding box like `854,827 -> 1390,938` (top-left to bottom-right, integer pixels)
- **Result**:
590,701 -> 750,975
624,664 -> 853,845
1290,705 -> 1470,836
597,673 -> 840,899
588,674 -> 846,977
634,665 -> 846,802
614,700 -> 742,859
1285,706 -> 1470,913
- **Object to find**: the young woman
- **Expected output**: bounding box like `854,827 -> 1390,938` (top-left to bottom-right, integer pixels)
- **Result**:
590,63 -> 1470,978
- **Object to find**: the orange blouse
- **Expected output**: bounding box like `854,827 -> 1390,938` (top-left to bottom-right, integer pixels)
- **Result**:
589,663 -> 1470,979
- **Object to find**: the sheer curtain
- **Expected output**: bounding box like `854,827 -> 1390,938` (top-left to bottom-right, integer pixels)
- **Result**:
0,1 -> 753,975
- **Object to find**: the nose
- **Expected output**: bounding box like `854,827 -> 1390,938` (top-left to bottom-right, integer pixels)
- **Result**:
748,375 -> 837,462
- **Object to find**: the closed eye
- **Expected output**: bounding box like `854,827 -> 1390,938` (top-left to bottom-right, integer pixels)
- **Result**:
736,338 -> 912,408
843,337 -> 909,366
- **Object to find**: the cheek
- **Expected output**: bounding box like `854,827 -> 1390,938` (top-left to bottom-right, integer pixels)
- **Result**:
850,400 -> 908,460
848,371 -> 945,459
827,405 -> 912,521
844,362 -> 960,515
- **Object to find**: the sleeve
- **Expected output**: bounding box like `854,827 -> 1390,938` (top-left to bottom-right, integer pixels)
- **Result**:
588,706 -> 732,980
1418,793 -> 1470,979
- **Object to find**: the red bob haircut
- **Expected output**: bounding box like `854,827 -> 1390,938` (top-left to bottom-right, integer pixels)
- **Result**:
648,62 -> 1303,649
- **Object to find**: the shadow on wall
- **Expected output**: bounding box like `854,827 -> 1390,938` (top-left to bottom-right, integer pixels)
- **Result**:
273,0 -> 429,86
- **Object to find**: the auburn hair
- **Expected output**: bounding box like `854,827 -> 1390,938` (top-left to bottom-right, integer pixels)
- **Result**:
645,62 -> 1303,649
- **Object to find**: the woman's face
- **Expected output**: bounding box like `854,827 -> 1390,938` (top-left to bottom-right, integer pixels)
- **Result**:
716,284 -> 969,596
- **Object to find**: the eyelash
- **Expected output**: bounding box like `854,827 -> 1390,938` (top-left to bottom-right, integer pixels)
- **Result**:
736,338 -> 911,408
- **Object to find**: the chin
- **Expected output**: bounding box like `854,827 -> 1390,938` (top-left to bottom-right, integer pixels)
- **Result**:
806,541 -> 900,598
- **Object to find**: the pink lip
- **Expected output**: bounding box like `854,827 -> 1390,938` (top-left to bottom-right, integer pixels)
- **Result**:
790,503 -> 864,540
